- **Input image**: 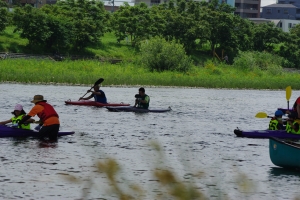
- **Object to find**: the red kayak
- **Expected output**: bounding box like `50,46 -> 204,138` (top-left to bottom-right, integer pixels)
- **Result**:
65,100 -> 130,107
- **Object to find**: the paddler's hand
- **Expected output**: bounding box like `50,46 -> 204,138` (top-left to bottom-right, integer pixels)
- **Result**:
11,124 -> 18,128
34,125 -> 42,131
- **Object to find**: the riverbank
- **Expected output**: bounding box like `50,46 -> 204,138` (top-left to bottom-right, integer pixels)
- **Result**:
1,59 -> 300,89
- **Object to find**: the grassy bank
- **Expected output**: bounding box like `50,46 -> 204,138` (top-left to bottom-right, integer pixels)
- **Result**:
1,59 -> 300,89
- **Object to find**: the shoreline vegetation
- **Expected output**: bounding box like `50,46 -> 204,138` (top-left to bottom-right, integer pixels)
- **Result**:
1,59 -> 300,90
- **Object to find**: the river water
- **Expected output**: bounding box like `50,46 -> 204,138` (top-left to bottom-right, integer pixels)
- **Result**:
0,83 -> 299,200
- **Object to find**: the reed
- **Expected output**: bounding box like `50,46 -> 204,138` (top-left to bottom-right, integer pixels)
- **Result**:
1,59 -> 300,89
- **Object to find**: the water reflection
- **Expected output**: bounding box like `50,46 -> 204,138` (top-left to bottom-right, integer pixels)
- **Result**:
269,167 -> 300,177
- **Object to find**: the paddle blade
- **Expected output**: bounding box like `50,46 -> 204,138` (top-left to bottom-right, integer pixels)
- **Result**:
255,112 -> 268,118
94,78 -> 104,86
286,86 -> 292,101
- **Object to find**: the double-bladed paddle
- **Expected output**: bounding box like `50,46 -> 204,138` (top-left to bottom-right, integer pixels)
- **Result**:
78,78 -> 104,101
286,86 -> 292,110
255,112 -> 287,122
255,112 -> 270,118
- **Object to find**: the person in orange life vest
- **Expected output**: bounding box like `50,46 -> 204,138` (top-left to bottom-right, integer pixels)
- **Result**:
18,95 -> 60,141
268,110 -> 284,130
0,104 -> 34,129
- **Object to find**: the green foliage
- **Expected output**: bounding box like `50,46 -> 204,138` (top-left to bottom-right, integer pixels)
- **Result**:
252,22 -> 288,52
278,30 -> 300,68
110,3 -> 155,47
233,51 -> 283,75
12,5 -> 52,46
53,0 -> 110,50
2,58 -> 300,89
0,5 -> 9,33
11,0 -> 110,52
138,37 -> 193,72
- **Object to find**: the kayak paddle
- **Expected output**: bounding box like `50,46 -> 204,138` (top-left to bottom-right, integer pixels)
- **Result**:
255,112 -> 269,118
78,78 -> 104,100
286,86 -> 292,110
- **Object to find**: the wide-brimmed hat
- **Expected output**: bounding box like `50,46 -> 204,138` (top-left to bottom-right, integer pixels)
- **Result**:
31,95 -> 47,103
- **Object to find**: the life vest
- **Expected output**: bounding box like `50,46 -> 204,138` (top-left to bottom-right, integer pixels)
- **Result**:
11,114 -> 30,129
36,102 -> 59,122
93,90 -> 107,103
286,122 -> 293,133
269,118 -> 279,130
138,94 -> 150,109
291,120 -> 300,134
293,97 -> 300,111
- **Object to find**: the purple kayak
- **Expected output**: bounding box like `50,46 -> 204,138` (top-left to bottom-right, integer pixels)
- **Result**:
277,108 -> 293,113
0,125 -> 74,138
234,128 -> 300,139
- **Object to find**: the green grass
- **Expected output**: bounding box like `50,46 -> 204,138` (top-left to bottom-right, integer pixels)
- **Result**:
0,26 -> 29,53
1,59 -> 300,89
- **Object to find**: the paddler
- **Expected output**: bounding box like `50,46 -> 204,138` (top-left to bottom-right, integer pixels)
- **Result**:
269,110 -> 285,130
134,87 -> 150,109
79,84 -> 107,104
286,112 -> 300,134
0,104 -> 34,129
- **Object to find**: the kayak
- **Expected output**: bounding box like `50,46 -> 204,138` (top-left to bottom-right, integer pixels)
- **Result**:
234,128 -> 300,139
0,125 -> 74,138
65,100 -> 130,107
269,137 -> 300,169
106,106 -> 172,113
277,108 -> 292,113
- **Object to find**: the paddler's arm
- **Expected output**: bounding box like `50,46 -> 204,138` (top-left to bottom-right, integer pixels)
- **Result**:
79,94 -> 93,101
18,115 -> 32,126
0,119 -> 12,125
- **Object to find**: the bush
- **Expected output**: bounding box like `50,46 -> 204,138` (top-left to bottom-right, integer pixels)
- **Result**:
138,37 -> 193,73
233,51 -> 283,75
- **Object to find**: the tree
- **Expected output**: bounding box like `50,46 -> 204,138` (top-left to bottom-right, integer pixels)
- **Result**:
13,5 -> 52,46
53,0 -> 110,50
0,2 -> 9,33
157,0 -> 210,53
110,3 -> 155,46
12,0 -> 110,52
252,22 -> 287,52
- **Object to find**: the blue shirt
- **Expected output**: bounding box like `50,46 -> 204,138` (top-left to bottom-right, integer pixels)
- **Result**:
92,90 -> 107,103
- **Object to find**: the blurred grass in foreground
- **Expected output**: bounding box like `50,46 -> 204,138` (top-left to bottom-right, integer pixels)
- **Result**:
62,141 -> 259,200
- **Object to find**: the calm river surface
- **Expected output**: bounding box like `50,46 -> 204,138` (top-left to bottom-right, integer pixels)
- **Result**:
0,83 -> 299,200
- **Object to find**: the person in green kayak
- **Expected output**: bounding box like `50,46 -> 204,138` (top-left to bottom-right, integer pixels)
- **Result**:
79,84 -> 107,104
0,104 -> 34,129
134,87 -> 150,109
286,112 -> 300,134
269,110 -> 285,130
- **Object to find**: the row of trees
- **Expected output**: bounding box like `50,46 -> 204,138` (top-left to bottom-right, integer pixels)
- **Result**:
1,0 -> 300,67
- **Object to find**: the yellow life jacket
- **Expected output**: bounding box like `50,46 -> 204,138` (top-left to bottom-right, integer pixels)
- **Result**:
287,119 -> 300,134
11,114 -> 30,130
